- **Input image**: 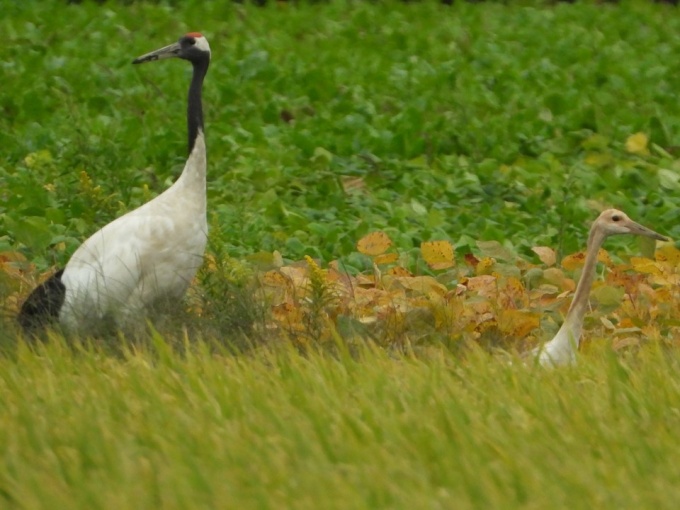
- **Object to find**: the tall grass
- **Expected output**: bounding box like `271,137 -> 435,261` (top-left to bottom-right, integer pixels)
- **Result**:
0,339 -> 679,509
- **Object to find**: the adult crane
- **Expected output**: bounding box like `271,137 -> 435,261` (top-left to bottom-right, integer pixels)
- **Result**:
18,33 -> 211,332
533,209 -> 667,367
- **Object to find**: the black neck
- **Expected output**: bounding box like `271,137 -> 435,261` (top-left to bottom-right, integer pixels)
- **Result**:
188,56 -> 209,154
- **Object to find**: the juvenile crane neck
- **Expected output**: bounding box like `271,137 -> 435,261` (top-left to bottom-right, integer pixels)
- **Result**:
561,226 -> 607,342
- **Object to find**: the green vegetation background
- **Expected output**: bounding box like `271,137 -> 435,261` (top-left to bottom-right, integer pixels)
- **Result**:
2,0 -> 679,273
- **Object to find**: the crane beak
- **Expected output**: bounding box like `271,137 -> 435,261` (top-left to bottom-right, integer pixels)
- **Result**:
132,42 -> 181,64
627,220 -> 668,242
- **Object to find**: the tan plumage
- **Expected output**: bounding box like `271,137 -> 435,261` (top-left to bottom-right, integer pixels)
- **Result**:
534,209 -> 667,367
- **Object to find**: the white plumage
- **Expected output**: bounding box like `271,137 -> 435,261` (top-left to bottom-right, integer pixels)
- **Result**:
59,133 -> 207,329
19,33 -> 211,332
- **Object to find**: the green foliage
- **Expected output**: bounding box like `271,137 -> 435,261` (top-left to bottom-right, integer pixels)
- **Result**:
1,1 -> 679,269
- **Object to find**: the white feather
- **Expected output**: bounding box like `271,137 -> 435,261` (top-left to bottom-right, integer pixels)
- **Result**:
533,325 -> 580,367
193,36 -> 211,54
59,132 -> 207,329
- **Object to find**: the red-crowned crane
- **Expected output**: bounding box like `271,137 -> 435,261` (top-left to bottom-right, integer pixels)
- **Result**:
533,209 -> 667,367
18,33 -> 211,332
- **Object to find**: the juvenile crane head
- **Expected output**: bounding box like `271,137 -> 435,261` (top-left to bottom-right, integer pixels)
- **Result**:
132,32 -> 211,65
595,209 -> 668,241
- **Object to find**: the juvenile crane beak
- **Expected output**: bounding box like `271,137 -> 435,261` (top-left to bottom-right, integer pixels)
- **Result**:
133,42 -> 181,64
626,219 -> 668,242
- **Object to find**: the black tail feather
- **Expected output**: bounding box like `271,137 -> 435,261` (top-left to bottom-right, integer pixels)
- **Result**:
17,269 -> 66,331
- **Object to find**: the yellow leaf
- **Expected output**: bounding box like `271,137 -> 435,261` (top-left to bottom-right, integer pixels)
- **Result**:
630,257 -> 662,276
498,309 -> 540,338
561,252 -> 586,271
542,267 -> 576,292
261,270 -> 291,287
357,231 -> 392,256
204,253 -> 218,272
501,277 -> 526,304
356,274 -> 376,287
543,267 -> 565,285
465,275 -> 498,298
386,266 -> 412,277
655,244 -> 680,265
0,251 -> 27,263
597,248 -> 612,266
374,252 -> 399,265
625,132 -> 649,155
421,240 -> 455,270
393,275 -> 448,295
279,266 -> 309,288
531,246 -> 556,266
271,302 -> 304,330
475,257 -> 496,275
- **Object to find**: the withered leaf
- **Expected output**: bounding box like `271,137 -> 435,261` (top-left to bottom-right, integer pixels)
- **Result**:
357,231 -> 392,256
421,240 -> 455,270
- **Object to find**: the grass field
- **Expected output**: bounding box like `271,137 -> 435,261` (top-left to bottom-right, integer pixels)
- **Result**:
3,341 -> 680,509
2,1 -> 680,508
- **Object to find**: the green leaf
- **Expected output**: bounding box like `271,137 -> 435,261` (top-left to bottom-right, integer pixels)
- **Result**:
476,240 -> 516,262
658,169 -> 680,191
592,285 -> 625,307
410,199 -> 427,217
3,215 -> 53,251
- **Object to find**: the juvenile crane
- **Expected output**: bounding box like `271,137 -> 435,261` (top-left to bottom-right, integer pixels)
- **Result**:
534,209 -> 667,367
18,33 -> 211,332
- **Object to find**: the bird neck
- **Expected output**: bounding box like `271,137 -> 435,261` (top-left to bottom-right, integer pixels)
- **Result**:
174,130 -> 207,197
559,226 -> 607,345
187,57 -> 209,154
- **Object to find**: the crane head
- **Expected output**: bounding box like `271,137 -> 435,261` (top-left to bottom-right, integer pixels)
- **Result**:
132,33 -> 211,65
596,209 -> 667,241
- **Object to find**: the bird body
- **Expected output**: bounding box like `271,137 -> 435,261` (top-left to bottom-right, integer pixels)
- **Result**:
19,33 -> 211,332
59,133 -> 207,329
535,320 -> 580,367
535,209 -> 667,367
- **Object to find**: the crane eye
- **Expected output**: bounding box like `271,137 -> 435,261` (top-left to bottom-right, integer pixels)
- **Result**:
612,215 -> 621,222
188,38 -> 196,45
